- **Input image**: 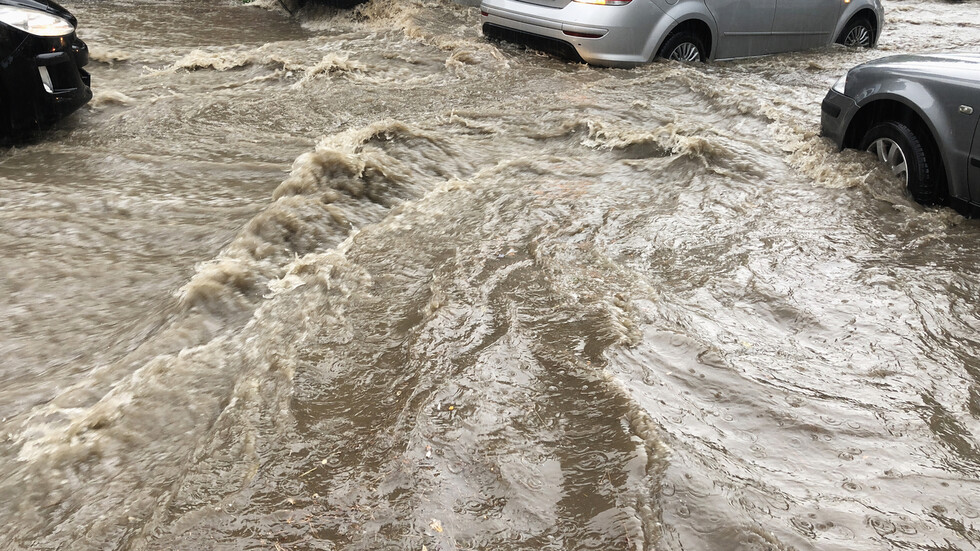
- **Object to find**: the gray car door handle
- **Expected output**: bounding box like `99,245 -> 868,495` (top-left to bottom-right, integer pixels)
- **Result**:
973,157 -> 980,168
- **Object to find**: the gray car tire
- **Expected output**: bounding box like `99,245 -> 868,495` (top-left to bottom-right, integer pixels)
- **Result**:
657,31 -> 706,63
860,121 -> 939,204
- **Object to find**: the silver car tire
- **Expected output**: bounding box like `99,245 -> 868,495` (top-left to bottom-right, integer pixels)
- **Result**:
836,17 -> 874,48
657,31 -> 706,63
860,121 -> 940,204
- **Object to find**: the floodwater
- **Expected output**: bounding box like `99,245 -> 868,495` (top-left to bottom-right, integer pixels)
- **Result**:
1,0 -> 980,549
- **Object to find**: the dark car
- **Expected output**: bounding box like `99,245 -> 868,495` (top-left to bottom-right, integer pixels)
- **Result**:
0,0 -> 91,137
821,53 -> 980,211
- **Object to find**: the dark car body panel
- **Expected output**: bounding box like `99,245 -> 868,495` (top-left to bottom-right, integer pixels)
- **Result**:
971,122 -> 980,189
0,0 -> 90,136
821,53 -> 980,208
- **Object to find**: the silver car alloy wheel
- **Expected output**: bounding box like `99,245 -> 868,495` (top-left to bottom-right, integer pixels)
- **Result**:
844,25 -> 871,47
868,137 -> 909,184
668,42 -> 700,62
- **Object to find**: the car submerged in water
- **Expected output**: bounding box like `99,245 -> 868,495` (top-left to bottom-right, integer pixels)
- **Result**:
480,0 -> 884,66
0,0 -> 91,138
821,53 -> 980,212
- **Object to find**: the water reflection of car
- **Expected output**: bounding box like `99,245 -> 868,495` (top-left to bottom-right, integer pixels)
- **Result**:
0,0 -> 91,137
480,0 -> 883,67
821,54 -> 980,211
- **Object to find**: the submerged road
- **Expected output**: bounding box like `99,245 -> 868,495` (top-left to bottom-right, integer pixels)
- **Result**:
2,0 -> 980,549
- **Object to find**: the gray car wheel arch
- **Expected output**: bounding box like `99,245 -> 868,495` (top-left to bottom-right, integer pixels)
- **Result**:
843,96 -> 953,200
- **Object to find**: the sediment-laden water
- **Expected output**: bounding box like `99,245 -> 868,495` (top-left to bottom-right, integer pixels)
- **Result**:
2,0 -> 980,549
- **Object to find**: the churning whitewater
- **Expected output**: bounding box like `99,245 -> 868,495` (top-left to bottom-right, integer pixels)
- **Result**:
2,0 -> 980,549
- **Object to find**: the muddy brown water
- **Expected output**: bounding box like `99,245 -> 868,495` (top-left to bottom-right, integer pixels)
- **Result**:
2,0 -> 980,549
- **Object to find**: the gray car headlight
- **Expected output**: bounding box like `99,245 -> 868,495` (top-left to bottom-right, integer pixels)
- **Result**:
831,72 -> 848,95
0,6 -> 74,37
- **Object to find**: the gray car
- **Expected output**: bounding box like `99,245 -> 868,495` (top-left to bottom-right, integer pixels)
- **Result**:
480,0 -> 884,67
821,53 -> 980,210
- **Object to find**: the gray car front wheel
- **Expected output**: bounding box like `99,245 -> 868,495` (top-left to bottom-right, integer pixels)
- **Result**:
860,121 -> 940,204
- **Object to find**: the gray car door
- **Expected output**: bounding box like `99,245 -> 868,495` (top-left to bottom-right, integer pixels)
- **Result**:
771,0 -> 842,53
704,0 -> 777,59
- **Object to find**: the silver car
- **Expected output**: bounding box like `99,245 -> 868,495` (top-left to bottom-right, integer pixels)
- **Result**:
821,53 -> 980,211
480,0 -> 884,66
